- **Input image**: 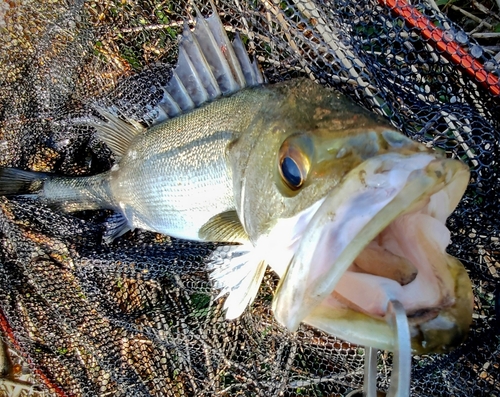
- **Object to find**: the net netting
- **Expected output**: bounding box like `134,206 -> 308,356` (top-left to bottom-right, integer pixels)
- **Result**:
0,0 -> 499,396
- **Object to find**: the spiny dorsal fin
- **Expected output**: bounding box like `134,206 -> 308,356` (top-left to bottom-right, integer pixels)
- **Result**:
93,107 -> 145,157
204,3 -> 247,89
198,210 -> 249,243
155,1 -> 265,123
232,32 -> 265,86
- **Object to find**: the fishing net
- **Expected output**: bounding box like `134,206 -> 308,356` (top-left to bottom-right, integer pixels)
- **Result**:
0,0 -> 499,396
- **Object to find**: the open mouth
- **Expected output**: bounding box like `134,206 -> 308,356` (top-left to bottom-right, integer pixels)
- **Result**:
272,152 -> 473,354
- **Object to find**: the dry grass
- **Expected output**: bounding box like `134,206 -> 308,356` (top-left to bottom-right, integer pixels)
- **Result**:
436,0 -> 500,52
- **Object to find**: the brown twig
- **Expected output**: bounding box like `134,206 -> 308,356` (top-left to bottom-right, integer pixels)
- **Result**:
450,4 -> 494,30
471,32 -> 500,39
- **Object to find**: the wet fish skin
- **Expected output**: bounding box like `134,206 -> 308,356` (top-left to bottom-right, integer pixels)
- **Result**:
0,1 -> 474,356
0,86 -> 264,240
225,79 -> 427,242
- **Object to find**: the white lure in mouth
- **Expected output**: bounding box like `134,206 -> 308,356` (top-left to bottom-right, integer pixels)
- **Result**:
271,152 -> 472,353
334,210 -> 453,318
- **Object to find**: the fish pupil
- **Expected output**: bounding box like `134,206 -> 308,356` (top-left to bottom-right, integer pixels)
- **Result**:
281,157 -> 303,189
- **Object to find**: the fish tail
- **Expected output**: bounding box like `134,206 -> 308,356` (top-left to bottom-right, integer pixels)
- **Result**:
0,168 -> 47,196
42,172 -> 114,212
0,167 -> 114,212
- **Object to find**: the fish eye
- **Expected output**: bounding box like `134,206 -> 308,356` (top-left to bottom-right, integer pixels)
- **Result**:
278,134 -> 311,191
280,156 -> 303,189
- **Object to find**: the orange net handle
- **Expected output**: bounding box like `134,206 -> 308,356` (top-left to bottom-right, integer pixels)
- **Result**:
0,308 -> 71,397
380,0 -> 500,97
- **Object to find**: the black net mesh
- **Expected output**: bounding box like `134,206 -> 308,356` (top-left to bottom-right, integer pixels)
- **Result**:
0,0 -> 499,396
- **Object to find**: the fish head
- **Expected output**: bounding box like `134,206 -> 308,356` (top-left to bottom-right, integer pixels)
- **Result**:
229,78 -> 472,354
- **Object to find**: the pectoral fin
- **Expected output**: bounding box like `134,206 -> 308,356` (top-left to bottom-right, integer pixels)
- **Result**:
199,210 -> 249,243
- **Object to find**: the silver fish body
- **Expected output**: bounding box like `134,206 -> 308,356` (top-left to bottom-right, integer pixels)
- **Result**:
41,82 -> 304,241
100,94 -> 252,240
37,79 -> 397,241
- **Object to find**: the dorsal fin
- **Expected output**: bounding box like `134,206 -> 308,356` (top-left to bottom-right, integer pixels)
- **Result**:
204,4 -> 247,89
155,1 -> 265,124
92,107 -> 145,157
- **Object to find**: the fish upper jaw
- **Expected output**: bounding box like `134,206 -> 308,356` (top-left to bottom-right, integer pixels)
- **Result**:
271,152 -> 472,354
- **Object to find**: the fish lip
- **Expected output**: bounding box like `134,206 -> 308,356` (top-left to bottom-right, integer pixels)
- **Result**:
303,254 -> 473,354
271,152 -> 472,353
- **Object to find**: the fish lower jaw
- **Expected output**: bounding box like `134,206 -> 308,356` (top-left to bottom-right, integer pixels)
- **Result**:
305,209 -> 474,354
333,210 -> 455,319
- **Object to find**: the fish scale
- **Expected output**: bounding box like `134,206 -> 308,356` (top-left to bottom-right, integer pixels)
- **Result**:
107,88 -> 266,239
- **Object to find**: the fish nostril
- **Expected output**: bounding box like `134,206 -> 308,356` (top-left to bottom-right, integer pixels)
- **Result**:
346,131 -> 379,159
336,146 -> 348,158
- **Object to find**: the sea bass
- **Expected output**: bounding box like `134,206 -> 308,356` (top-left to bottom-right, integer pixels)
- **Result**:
0,4 -> 472,354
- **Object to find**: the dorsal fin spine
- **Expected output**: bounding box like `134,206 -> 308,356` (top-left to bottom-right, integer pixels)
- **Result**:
158,89 -> 181,118
167,72 -> 195,112
191,7 -> 240,95
180,23 -> 221,99
89,4 -> 265,153
175,45 -> 209,106
152,2 -> 265,123
252,59 -> 265,85
205,8 -> 246,88
232,33 -> 259,86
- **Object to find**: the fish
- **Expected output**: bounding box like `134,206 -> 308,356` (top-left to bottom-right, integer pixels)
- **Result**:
0,3 -> 473,354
